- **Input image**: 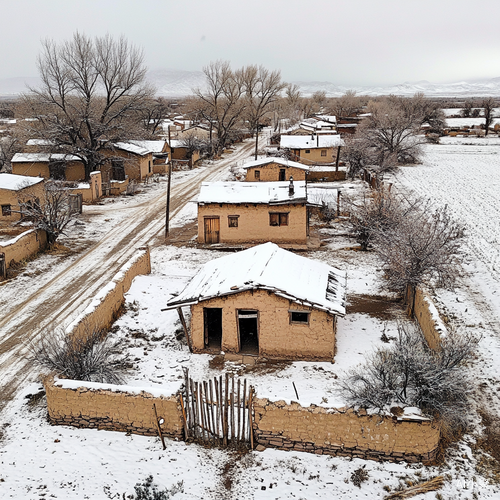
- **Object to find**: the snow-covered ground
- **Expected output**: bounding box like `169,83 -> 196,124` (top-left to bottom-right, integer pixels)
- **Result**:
2,138 -> 500,498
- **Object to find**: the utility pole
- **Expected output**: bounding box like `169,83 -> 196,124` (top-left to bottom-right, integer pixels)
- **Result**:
165,158 -> 172,238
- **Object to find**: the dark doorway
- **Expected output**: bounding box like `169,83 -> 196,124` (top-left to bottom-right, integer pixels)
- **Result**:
204,308 -> 222,350
238,310 -> 259,354
279,168 -> 286,181
49,160 -> 66,180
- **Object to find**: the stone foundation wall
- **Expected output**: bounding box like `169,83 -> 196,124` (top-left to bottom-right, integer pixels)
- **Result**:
44,377 -> 183,439
253,398 -> 440,464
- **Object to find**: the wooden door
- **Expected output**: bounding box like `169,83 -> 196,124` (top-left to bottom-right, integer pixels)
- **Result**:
204,217 -> 220,243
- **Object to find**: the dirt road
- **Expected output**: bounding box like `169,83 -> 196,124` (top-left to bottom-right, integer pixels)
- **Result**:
0,140 -> 255,411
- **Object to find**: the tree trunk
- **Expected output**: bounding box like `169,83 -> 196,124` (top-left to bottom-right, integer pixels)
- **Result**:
254,129 -> 259,160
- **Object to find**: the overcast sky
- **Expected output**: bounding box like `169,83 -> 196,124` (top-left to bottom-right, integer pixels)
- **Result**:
1,0 -> 500,86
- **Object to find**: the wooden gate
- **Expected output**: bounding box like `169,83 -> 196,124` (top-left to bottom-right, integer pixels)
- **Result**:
204,217 -> 220,244
180,369 -> 254,448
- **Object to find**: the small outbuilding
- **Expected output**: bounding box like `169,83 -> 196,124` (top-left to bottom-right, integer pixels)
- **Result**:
0,173 -> 45,221
197,180 -> 309,245
242,158 -> 309,182
166,243 -> 346,361
11,153 -> 85,181
279,134 -> 344,165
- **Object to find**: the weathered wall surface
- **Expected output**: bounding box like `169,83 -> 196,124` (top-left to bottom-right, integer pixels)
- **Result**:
198,203 -> 308,244
0,229 -> 47,268
12,160 -> 85,181
68,246 -> 151,337
245,164 -> 307,182
69,171 -> 102,202
253,398 -> 440,463
414,288 -> 446,350
190,289 -> 336,360
44,377 -> 183,438
292,147 -> 338,165
308,170 -> 346,182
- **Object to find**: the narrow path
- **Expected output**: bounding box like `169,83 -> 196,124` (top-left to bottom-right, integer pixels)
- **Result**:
0,140 -> 255,411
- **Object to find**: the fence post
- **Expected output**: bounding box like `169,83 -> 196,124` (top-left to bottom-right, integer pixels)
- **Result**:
0,252 -> 5,279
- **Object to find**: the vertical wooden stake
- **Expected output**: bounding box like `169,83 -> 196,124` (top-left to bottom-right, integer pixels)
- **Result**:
237,379 -> 241,445
223,373 -> 229,446
230,376 -> 235,443
242,379 -> 247,442
153,403 -> 166,450
179,394 -> 189,439
248,386 -> 254,450
177,308 -> 193,352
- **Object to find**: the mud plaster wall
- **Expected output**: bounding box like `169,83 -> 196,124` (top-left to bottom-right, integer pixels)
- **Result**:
0,181 -> 46,221
190,289 -> 336,360
198,203 -> 307,244
253,398 -> 440,463
69,171 -> 102,202
44,377 -> 183,438
244,164 -> 307,182
414,288 -> 444,350
0,229 -> 47,268
69,247 -> 151,338
307,170 -> 346,182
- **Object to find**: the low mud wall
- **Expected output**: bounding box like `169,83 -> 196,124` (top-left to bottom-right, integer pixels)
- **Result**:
308,170 -> 346,182
253,399 -> 440,463
67,246 -> 151,337
0,229 -> 47,269
44,377 -> 183,438
414,288 -> 446,349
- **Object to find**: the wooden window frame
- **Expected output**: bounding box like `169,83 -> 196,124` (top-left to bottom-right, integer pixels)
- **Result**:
269,212 -> 289,227
321,149 -> 327,156
254,170 -> 260,180
1,204 -> 12,216
305,149 -> 310,154
289,310 -> 310,325
228,215 -> 239,228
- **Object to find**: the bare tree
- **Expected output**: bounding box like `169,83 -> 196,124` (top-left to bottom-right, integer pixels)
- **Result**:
242,65 -> 285,159
356,96 -> 425,165
17,182 -> 76,244
461,100 -> 474,118
193,60 -> 246,156
337,322 -> 479,430
138,97 -> 172,137
30,326 -> 129,383
20,32 -> 153,180
482,97 -> 496,136
178,134 -> 205,166
345,187 -> 418,250
374,202 -> 465,295
328,90 -> 361,119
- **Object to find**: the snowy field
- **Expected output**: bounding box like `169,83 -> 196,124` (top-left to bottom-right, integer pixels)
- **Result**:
2,140 -> 500,498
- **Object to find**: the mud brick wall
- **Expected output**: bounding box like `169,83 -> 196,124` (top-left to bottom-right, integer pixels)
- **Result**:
44,377 -> 184,439
307,170 -> 346,182
0,229 -> 47,269
253,399 -> 440,464
68,246 -> 151,337
414,288 -> 446,350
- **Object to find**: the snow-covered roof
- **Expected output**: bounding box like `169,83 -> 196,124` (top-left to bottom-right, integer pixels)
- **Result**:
129,140 -> 167,154
198,180 -> 307,205
113,142 -> 151,156
0,173 -> 44,191
280,134 -> 344,149
26,139 -> 54,146
316,115 -> 337,124
241,157 -> 309,171
169,139 -> 184,148
166,242 -> 346,316
11,153 -> 82,163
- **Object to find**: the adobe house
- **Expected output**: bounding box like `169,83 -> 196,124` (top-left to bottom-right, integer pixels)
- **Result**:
129,140 -> 170,174
242,158 -> 309,182
165,242 -> 346,361
279,134 -> 344,165
101,142 -> 154,182
169,139 -> 200,167
0,173 -> 45,221
11,153 -> 85,181
197,180 -> 310,245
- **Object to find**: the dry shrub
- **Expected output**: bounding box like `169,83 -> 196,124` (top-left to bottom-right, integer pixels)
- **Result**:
351,466 -> 369,488
29,327 -> 129,383
475,408 -> 500,483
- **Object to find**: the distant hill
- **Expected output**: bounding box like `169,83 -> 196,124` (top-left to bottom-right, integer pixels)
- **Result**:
2,69 -> 500,99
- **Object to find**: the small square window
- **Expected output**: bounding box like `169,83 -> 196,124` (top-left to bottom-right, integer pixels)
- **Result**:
1,204 -> 12,216
269,212 -> 288,226
254,170 -> 260,180
290,311 -> 309,324
228,216 -> 239,228
321,150 -> 327,156
305,149 -> 310,154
